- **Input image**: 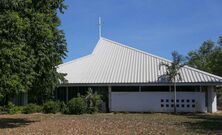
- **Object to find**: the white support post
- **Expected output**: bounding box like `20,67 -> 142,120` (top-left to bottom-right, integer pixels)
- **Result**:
169,85 -> 171,92
207,86 -> 217,113
108,86 -> 112,112
66,87 -> 69,103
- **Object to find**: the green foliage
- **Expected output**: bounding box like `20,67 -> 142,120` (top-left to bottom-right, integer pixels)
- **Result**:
87,107 -> 98,114
0,106 -> 3,112
59,101 -> 68,113
23,103 -> 42,114
159,51 -> 185,113
67,97 -> 87,115
159,51 -> 185,82
187,37 -> 222,108
43,101 -> 60,114
4,102 -> 23,114
0,0 -> 67,104
8,106 -> 24,114
85,88 -> 102,113
187,39 -> 222,76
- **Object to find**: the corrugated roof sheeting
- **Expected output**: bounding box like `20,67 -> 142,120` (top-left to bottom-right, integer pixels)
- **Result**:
57,37 -> 222,85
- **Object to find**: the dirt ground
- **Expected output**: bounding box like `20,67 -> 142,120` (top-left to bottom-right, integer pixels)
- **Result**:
0,113 -> 222,135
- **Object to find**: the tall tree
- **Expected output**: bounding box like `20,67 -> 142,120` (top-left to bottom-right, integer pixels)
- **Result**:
187,38 -> 222,76
212,37 -> 222,76
159,51 -> 185,113
187,37 -> 222,108
0,0 -> 67,104
187,40 -> 215,73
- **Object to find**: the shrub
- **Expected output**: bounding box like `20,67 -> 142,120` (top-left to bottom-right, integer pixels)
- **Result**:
87,107 -> 98,114
43,101 -> 60,114
85,89 -> 102,113
59,101 -> 68,114
0,106 -> 4,112
8,106 -> 24,114
23,104 -> 42,114
67,97 -> 87,114
5,102 -> 23,114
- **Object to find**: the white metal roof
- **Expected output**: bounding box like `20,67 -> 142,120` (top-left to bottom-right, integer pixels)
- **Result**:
57,37 -> 222,85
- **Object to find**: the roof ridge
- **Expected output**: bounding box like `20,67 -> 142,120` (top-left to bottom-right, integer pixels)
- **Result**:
101,37 -> 171,63
101,37 -> 222,81
58,37 -> 222,84
59,38 -> 103,67
92,38 -> 104,54
58,55 -> 92,67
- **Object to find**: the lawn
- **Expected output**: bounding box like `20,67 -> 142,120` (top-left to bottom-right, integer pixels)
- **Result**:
0,113 -> 222,135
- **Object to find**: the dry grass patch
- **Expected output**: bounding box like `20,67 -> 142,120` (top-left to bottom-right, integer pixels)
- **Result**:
0,113 -> 222,135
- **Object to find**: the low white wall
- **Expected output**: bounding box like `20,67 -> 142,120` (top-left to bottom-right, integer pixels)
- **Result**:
111,92 -> 206,112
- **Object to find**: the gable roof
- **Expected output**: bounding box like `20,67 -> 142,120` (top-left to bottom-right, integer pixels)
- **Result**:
57,37 -> 222,86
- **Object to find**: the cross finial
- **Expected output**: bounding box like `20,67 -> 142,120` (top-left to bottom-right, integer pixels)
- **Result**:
98,17 -> 102,38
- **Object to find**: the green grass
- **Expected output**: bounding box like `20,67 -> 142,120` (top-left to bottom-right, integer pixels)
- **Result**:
0,112 -> 221,134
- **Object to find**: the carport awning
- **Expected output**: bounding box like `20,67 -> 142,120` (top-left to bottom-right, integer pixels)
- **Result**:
58,37 -> 222,85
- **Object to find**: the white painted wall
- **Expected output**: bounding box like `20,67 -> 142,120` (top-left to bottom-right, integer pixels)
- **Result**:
111,92 -> 206,112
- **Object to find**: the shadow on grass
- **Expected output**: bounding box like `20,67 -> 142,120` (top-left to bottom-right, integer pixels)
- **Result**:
183,114 -> 222,134
0,118 -> 36,129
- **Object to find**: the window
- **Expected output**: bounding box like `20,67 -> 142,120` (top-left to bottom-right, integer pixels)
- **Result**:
161,104 -> 164,107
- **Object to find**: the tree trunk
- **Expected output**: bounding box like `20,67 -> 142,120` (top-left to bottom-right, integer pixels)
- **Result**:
174,81 -> 177,113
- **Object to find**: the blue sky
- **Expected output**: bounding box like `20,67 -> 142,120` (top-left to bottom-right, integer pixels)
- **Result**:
59,0 -> 222,62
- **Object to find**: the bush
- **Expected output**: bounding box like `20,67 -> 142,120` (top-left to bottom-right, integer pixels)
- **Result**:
8,106 -> 23,114
5,102 -> 23,114
23,104 -> 42,114
0,106 -> 4,112
67,97 -> 87,114
87,107 -> 98,114
43,101 -> 60,114
59,101 -> 68,114
85,89 -> 102,113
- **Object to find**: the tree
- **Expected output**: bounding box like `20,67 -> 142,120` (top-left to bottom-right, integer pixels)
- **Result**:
0,0 -> 67,105
186,37 -> 222,108
187,39 -> 222,76
159,51 -> 185,113
187,40 -> 215,73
